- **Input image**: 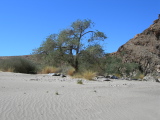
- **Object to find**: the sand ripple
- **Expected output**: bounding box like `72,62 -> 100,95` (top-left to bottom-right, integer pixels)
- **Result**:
0,72 -> 160,120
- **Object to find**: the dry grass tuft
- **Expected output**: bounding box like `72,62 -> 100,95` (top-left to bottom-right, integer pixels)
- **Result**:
40,66 -> 60,74
72,72 -> 82,78
0,67 -> 14,72
67,67 -> 75,76
115,73 -> 122,78
6,68 -> 15,72
82,70 -> 97,80
132,73 -> 145,80
138,74 -> 145,79
72,70 -> 96,80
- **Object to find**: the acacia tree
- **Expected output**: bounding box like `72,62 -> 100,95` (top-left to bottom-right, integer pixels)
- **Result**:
33,19 -> 107,72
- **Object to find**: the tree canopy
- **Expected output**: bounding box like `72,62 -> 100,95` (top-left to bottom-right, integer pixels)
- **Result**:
33,19 -> 107,72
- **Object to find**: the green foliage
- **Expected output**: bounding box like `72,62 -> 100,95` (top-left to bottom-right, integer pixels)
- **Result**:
124,62 -> 139,75
79,44 -> 106,73
33,19 -> 107,72
32,34 -> 60,66
0,57 -> 37,74
105,55 -> 140,76
77,80 -> 83,84
105,55 -> 123,75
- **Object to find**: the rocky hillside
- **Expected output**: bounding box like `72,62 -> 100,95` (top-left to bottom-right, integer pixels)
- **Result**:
117,17 -> 160,75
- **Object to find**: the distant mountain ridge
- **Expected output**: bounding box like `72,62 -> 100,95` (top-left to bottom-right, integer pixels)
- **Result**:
116,16 -> 160,75
0,55 -> 33,61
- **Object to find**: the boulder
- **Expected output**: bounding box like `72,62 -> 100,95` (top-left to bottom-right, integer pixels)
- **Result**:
48,73 -> 61,76
143,75 -> 156,82
156,77 -> 160,82
94,76 -> 111,81
48,73 -> 57,76
105,75 -> 112,78
60,74 -> 66,77
157,65 -> 160,72
97,78 -> 111,82
110,75 -> 118,79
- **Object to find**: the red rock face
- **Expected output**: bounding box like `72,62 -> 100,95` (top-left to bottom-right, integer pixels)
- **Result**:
117,19 -> 160,75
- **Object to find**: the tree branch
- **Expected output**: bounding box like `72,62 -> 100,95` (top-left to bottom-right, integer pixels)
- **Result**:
81,31 -> 94,37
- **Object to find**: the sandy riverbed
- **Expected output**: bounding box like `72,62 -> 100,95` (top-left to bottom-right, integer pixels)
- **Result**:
0,72 -> 160,120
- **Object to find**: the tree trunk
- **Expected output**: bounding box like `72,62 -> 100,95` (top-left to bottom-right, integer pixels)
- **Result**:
74,59 -> 79,73
72,55 -> 79,73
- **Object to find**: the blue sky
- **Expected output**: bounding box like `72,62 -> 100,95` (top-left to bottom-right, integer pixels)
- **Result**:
0,0 -> 159,56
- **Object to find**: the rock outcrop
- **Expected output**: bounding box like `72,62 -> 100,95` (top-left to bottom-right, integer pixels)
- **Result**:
117,17 -> 160,75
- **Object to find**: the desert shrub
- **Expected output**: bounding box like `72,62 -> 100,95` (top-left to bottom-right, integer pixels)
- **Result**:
105,55 -> 140,77
124,62 -> 139,75
105,56 -> 123,75
0,57 -> 37,74
40,66 -> 60,74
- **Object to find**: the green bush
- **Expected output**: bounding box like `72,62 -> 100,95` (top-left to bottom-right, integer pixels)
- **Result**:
105,55 -> 140,77
105,56 -> 123,75
0,57 -> 37,74
124,62 -> 139,75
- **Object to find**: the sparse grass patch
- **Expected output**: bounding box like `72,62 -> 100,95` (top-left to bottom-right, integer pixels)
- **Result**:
67,67 -> 75,76
72,73 -> 82,78
6,68 -> 15,72
40,66 -> 60,74
115,73 -> 122,78
138,74 -> 145,79
72,70 -> 96,80
77,80 -> 83,84
132,73 -> 145,80
82,70 -> 97,80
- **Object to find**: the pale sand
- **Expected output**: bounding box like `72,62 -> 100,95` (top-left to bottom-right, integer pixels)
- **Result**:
0,72 -> 160,120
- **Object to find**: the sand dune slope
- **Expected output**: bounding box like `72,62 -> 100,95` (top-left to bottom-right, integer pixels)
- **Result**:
0,72 -> 160,120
